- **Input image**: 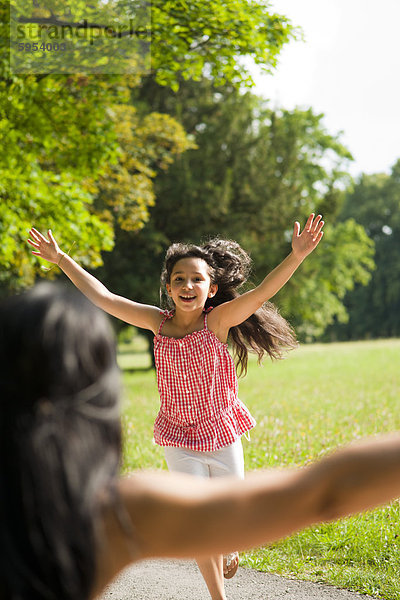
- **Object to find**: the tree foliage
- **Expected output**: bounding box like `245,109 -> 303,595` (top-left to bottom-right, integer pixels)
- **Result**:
1,0 -> 296,293
0,70 -> 119,292
326,161 -> 400,339
9,0 -> 295,83
280,220 -> 375,339
150,0 -> 296,90
95,105 -> 194,233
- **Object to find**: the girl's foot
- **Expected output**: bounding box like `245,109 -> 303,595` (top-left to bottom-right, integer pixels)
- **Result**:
223,552 -> 239,579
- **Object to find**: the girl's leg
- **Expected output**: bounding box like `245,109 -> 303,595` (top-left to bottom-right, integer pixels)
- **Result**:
196,555 -> 226,600
164,446 -> 209,477
207,439 -> 245,479
164,446 -> 227,600
207,440 -> 244,579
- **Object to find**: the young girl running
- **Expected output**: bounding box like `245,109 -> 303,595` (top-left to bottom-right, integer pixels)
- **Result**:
28,213 -> 324,600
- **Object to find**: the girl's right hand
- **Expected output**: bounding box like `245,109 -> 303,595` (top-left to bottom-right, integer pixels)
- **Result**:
28,228 -> 63,264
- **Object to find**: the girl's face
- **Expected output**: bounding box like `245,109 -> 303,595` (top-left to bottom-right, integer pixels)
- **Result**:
166,257 -> 217,311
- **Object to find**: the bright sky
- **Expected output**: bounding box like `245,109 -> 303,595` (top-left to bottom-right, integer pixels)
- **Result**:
252,0 -> 400,177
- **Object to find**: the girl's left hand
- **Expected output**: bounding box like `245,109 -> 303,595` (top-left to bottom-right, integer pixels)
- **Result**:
292,213 -> 324,260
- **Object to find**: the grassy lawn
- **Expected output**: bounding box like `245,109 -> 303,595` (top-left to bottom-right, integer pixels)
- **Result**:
118,338 -> 400,599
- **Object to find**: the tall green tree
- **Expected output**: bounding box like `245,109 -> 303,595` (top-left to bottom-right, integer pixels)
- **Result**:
327,161 -> 400,339
1,0 -> 296,292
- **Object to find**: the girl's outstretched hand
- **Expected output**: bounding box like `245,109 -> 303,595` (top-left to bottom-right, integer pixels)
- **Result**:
292,214 -> 324,260
28,228 -> 62,264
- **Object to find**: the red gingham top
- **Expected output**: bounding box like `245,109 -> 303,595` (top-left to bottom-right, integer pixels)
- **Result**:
153,308 -> 256,452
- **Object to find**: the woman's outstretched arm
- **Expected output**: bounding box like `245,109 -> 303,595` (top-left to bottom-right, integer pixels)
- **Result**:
97,432 -> 400,589
28,228 -> 161,332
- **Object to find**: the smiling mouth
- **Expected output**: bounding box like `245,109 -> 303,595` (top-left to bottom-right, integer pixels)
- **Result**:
179,295 -> 196,302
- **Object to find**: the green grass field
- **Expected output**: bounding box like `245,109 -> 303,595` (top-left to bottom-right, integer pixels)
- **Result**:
118,338 -> 400,599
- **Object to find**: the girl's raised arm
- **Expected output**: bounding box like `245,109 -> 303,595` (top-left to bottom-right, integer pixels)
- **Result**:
28,228 -> 161,332
210,214 -> 324,333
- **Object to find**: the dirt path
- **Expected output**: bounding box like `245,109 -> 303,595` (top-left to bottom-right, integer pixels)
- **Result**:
100,559 -> 379,600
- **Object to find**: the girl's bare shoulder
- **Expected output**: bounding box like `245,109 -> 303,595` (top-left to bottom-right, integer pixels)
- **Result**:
205,305 -> 229,344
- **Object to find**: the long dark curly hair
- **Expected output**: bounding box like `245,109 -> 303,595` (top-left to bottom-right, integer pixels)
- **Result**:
160,238 -> 298,375
0,283 -> 121,600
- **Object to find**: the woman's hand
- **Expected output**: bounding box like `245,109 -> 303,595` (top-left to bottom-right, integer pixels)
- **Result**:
28,228 -> 63,264
292,214 -> 324,260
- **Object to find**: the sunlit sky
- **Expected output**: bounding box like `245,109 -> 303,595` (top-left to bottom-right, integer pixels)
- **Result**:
251,0 -> 400,177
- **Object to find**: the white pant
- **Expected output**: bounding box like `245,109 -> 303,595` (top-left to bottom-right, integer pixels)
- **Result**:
164,439 -> 244,479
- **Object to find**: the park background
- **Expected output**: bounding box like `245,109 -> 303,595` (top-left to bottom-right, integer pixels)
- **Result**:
2,1 -> 400,598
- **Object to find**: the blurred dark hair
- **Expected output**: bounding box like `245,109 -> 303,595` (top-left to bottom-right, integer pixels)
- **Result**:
160,238 -> 297,375
0,283 -> 121,600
